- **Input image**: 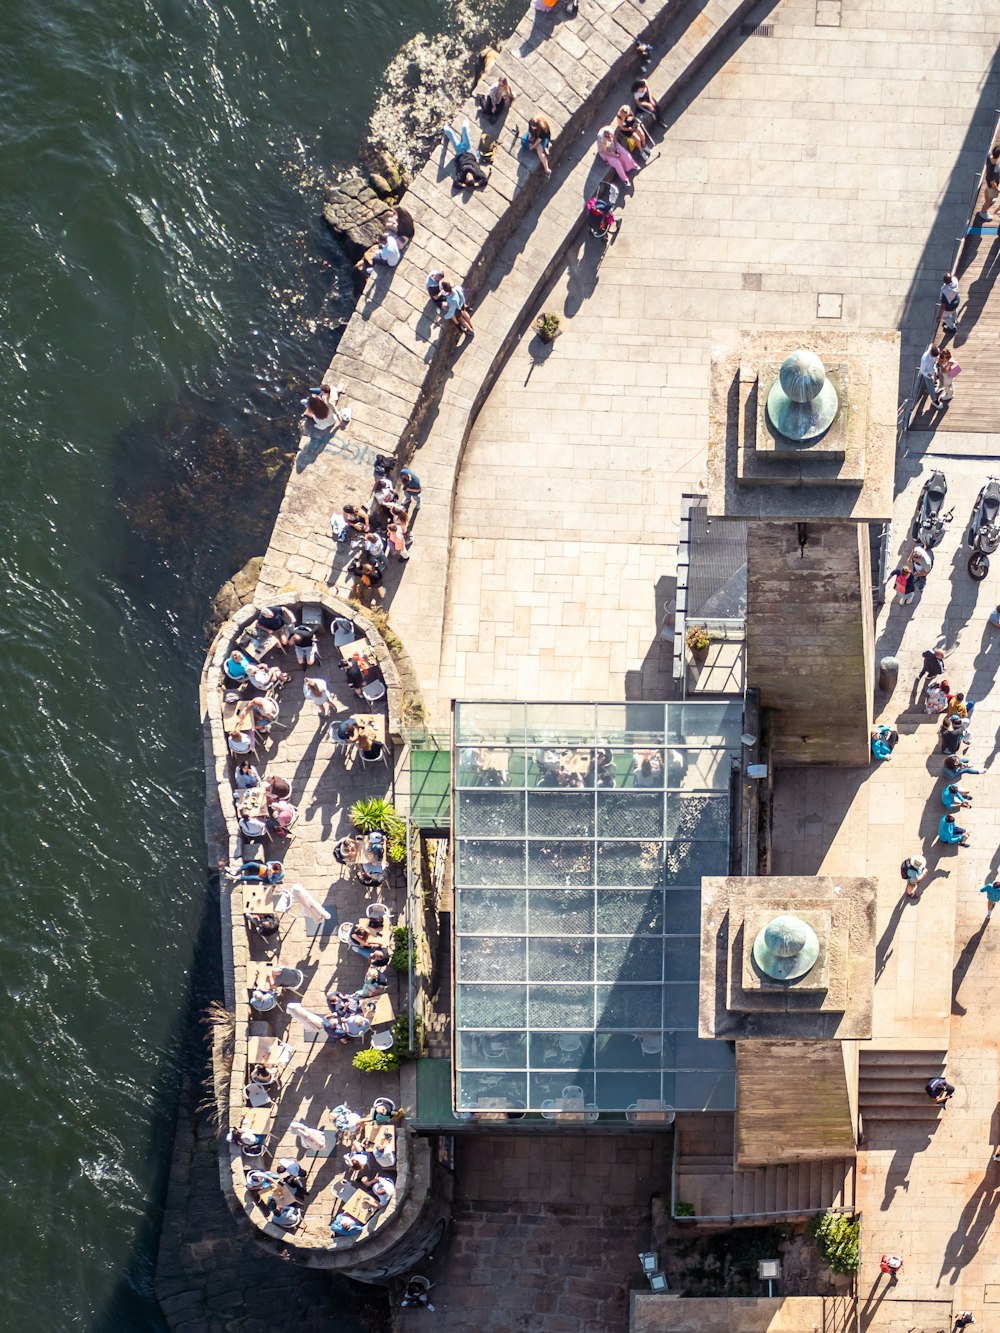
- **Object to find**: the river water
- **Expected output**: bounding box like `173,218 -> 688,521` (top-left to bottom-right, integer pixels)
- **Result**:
0,1 -> 513,1326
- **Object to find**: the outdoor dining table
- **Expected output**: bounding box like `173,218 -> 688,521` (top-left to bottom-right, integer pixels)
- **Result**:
235,785 -> 268,819
354,1122 -> 396,1156
365,992 -> 395,1027
630,1098 -> 672,1123
243,885 -> 281,915
473,1096 -> 511,1122
479,749 -> 510,778
559,749 -> 593,776
243,625 -> 280,662
353,713 -> 387,747
247,961 -> 298,992
256,1179 -> 296,1210
247,1035 -> 294,1067
339,639 -> 374,668
331,1178 -> 380,1224
555,1094 -> 586,1123
237,1108 -> 273,1135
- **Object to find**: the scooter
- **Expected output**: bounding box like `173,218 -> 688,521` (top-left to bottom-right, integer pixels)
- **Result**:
913,470 -> 953,548
967,475 -> 1000,580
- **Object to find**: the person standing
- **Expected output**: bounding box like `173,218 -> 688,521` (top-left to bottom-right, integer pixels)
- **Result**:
879,1254 -> 903,1283
939,272 -> 961,334
910,542 -> 933,591
981,880 -> 1000,920
901,854 -> 927,897
398,467 -> 422,513
925,1076 -> 956,1107
920,343 -> 942,407
917,647 -> 946,688
887,563 -> 916,605
303,676 -> 334,718
954,1313 -> 975,1330
977,145 -> 1000,221
936,347 -> 958,403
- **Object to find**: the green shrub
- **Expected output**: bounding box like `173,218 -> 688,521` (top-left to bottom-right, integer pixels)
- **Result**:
349,797 -> 405,838
811,1211 -> 860,1274
352,1047 -> 401,1074
674,1200 -> 696,1218
392,1010 -> 422,1056
535,312 -> 561,342
391,924 -> 413,973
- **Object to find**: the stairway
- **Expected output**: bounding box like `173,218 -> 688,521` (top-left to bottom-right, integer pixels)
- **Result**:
858,1047 -> 949,1129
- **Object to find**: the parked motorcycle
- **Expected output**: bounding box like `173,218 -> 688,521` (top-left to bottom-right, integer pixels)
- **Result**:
912,470 -> 952,548
967,476 -> 1000,580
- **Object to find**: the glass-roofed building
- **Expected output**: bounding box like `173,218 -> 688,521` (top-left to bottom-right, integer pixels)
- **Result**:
449,700 -> 744,1121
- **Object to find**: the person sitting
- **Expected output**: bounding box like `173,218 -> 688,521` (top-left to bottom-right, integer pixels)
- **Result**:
228,728 -> 254,756
615,104 -> 650,160
342,503 -> 370,536
274,1158 -> 307,1200
925,679 -> 950,714
369,1176 -> 396,1207
330,1212 -> 362,1236
520,117 -> 552,177
942,783 -> 973,810
439,280 -> 475,336
247,660 -> 287,692
287,623 -> 319,667
358,733 -> 386,765
597,124 -> 637,184
349,924 -> 379,959
632,76 -> 662,126
356,230 -> 401,278
939,813 -> 970,846
945,753 -> 982,776
426,270 -> 448,310
947,692 -> 969,719
245,909 -> 280,939
344,1149 -> 373,1176
334,836 -> 359,865
367,943 -> 391,968
302,383 -> 348,432
250,986 -> 278,1014
245,1168 -> 279,1192
264,773 -> 291,801
237,695 -> 279,735
479,75 -> 513,121
234,760 -> 260,789
228,1125 -> 266,1156
370,1097 -> 396,1124
330,1103 -> 363,1133
255,605 -> 295,644
270,1201 -> 301,1228
372,1138 -> 396,1170
224,649 -> 250,684
871,725 -> 898,761
238,812 -> 268,842
236,859 -> 284,884
267,799 -> 296,834
940,715 -> 967,756
385,205 -> 415,250
357,966 -> 388,998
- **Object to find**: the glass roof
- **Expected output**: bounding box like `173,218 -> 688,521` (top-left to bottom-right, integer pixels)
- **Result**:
452,701 -> 742,1117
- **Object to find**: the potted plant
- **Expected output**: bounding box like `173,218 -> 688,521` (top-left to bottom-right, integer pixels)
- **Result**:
534,312 -> 561,343
685,625 -> 711,655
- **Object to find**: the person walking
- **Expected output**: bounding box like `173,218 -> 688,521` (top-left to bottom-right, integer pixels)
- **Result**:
901,854 -> 927,897
917,647 -> 946,688
920,342 -> 942,407
954,1313 -> 975,1330
939,272 -> 961,334
977,145 -> 1000,222
910,542 -> 933,591
936,346 -> 959,403
925,1075 -> 955,1108
939,813 -> 970,847
879,1254 -> 903,1283
887,562 -> 917,605
981,880 -> 1000,920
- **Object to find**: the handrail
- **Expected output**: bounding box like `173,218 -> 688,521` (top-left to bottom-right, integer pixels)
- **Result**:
901,108 -> 1000,439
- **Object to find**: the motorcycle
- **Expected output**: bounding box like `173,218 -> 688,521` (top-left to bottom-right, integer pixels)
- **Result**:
912,469 -> 952,548
967,475 -> 1000,580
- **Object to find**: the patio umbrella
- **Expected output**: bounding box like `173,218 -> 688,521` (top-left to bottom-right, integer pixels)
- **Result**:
290,883 -> 330,923
286,1002 -> 326,1033
289,1119 -> 328,1152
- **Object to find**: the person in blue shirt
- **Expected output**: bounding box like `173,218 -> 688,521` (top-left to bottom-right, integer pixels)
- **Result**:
939,814 -> 969,846
398,468 -> 422,513
941,783 -> 972,810
871,726 -> 897,761
981,881 -> 1000,920
330,1212 -> 362,1236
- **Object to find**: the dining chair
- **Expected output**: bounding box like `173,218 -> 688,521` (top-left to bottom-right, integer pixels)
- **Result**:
540,1100 -> 558,1120
360,679 -> 386,705
561,1085 -> 585,1101
370,1029 -> 394,1052
360,747 -> 389,769
337,921 -> 356,946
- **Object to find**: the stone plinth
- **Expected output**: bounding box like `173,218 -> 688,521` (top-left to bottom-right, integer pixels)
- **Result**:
699,875 -> 876,1042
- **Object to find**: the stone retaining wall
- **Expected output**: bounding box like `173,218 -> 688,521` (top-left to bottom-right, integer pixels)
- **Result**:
255,0 -> 757,716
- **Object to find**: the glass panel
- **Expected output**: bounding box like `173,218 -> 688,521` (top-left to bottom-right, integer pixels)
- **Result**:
455,702 -> 526,746
528,984 -> 594,1029
595,1069 -> 662,1110
666,793 -> 731,841
528,890 -> 594,936
663,889 -> 703,933
527,840 -> 594,886
666,701 -> 742,745
597,937 -> 663,983
597,889 -> 664,935
674,1032 -> 735,1071
456,791 -> 525,836
527,790 -> 595,837
628,751 -> 666,789
457,839 -> 526,886
456,888 -> 526,936
596,841 -> 664,887
528,936 -> 594,983
458,937 -> 526,983
457,1031 -> 528,1070
596,702 -> 667,746
674,1069 -> 736,1112
667,747 -> 734,791
457,1070 -> 527,1111
455,748 -> 517,790
530,1071 -> 595,1108
663,840 -> 729,886
594,1031 -> 676,1068
597,791 -> 663,838
663,937 -> 700,983
529,1031 -> 595,1069
663,984 -> 700,1028
596,984 -> 663,1029
457,985 -> 526,1029
526,702 -> 596,745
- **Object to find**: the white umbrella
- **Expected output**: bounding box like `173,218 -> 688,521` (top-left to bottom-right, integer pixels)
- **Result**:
286,1002 -> 326,1033
289,1119 -> 328,1152
291,883 -> 331,923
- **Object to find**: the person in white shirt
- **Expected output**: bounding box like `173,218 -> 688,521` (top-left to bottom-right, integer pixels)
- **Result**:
303,676 -> 334,718
356,231 -> 400,279
919,343 -> 942,407
939,273 -> 960,334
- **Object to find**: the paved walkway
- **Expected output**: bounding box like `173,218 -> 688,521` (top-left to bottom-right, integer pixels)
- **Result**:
419,0 -> 1000,710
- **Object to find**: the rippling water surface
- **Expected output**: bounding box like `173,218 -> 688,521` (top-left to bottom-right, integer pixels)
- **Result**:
0,0 -> 463,1325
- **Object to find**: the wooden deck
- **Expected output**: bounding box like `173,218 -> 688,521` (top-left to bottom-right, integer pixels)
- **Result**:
911,225 -> 1000,435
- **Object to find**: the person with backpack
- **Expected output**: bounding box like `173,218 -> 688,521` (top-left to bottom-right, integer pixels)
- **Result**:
925,1076 -> 955,1107
900,854 -> 927,897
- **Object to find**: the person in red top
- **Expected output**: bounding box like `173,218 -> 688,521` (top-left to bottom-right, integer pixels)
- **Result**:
880,1254 -> 903,1282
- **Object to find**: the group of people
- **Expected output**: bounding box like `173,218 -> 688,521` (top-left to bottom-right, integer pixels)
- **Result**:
328,1098 -> 401,1238
333,460 -> 422,599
